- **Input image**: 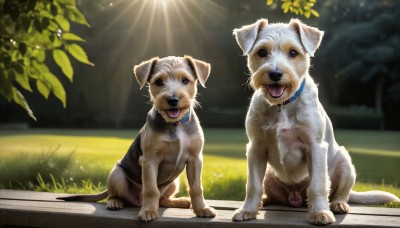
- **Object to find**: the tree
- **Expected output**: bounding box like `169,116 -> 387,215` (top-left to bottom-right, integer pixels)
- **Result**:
321,12 -> 400,128
0,0 -> 93,120
266,0 -> 319,18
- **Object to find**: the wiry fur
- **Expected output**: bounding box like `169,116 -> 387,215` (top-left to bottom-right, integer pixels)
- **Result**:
232,18 -> 399,226
58,56 -> 216,222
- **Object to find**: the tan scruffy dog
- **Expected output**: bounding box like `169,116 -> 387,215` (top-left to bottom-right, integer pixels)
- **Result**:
231,19 -> 400,225
58,56 -> 217,222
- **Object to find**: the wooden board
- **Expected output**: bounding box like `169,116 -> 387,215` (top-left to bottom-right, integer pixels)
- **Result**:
0,190 -> 399,228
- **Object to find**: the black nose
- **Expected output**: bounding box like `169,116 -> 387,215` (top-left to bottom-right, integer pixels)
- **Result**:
269,71 -> 283,82
167,97 -> 179,106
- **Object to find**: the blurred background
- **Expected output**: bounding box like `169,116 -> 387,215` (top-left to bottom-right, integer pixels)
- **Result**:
1,0 -> 400,130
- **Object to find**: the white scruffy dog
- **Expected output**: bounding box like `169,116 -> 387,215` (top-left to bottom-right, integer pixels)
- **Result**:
232,18 -> 399,225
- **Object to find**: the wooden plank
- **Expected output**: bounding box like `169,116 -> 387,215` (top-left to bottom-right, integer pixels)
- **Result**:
207,199 -> 400,217
1,190 -> 399,216
1,199 -> 400,228
0,190 -> 399,228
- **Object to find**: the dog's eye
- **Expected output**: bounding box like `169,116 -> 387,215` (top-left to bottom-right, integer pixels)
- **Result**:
257,49 -> 267,57
182,77 -> 189,85
155,79 -> 164,86
288,50 -> 298,58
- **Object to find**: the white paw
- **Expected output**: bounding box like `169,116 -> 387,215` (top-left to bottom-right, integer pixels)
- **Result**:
309,210 -> 335,225
232,209 -> 258,221
137,210 -> 159,222
194,207 -> 217,218
330,201 -> 350,214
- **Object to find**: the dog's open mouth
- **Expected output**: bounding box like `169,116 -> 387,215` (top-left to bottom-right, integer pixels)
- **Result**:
166,109 -> 181,118
267,84 -> 286,98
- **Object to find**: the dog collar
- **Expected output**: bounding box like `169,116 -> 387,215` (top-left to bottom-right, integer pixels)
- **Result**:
174,110 -> 191,126
278,79 -> 306,107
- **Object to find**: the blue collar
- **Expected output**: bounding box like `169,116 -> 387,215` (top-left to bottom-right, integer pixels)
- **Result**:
279,79 -> 306,107
174,110 -> 191,126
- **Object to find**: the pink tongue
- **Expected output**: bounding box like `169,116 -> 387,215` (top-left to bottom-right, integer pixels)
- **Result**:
167,109 -> 181,118
267,85 -> 286,98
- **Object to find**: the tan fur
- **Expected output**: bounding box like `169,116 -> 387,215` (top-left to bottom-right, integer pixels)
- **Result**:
130,56 -> 215,221
58,56 -> 216,222
232,19 -> 399,226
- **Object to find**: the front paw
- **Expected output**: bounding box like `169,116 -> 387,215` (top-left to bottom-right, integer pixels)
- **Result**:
194,207 -> 217,218
232,209 -> 258,221
309,210 -> 335,225
330,201 -> 350,214
138,210 -> 159,222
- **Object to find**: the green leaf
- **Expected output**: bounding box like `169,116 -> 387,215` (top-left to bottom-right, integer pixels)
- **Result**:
67,43 -> 94,66
53,49 -> 73,81
3,56 -> 11,67
0,72 -> 13,101
15,72 -> 32,92
42,17 -> 50,29
50,4 -> 58,16
311,9 -> 320,17
32,49 -> 46,62
22,17 -> 31,31
34,19 -> 42,33
12,87 -> 36,120
27,0 -> 36,10
8,69 -> 15,80
304,10 -> 311,18
32,60 -> 50,73
55,14 -> 70,31
36,79 -> 51,99
19,43 -> 27,55
282,2 -> 291,13
43,72 -> 67,108
59,0 -> 75,6
266,0 -> 274,6
15,69 -> 32,92
67,6 -> 90,27
62,33 -> 85,42
52,36 -> 63,48
13,64 -> 24,74
48,20 -> 59,32
49,34 -> 55,42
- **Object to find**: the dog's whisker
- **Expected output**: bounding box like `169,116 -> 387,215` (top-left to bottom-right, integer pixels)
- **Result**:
193,100 -> 201,109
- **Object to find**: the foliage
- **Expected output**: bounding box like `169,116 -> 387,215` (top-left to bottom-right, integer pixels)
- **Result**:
322,12 -> 400,101
0,0 -> 93,120
266,0 -> 319,18
35,173 -> 104,194
0,146 -> 75,189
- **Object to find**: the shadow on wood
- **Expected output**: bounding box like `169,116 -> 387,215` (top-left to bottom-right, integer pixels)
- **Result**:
0,190 -> 399,227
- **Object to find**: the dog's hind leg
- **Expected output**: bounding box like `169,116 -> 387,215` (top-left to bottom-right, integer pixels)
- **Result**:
159,178 -> 191,208
329,146 -> 355,214
107,165 -> 142,210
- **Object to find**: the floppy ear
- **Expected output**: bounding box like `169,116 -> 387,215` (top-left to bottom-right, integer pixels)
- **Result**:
289,19 -> 324,57
133,57 -> 159,89
233,18 -> 268,55
184,55 -> 211,88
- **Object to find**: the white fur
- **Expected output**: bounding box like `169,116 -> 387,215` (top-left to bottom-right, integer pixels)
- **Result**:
232,19 -> 399,226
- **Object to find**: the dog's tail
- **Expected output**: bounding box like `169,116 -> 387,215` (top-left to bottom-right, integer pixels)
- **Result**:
348,190 -> 400,204
56,189 -> 108,202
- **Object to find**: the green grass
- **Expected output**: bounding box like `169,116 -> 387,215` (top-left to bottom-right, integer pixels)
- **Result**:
0,128 -> 399,204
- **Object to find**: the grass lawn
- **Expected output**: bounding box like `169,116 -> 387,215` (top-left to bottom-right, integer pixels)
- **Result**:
0,128 -> 399,203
